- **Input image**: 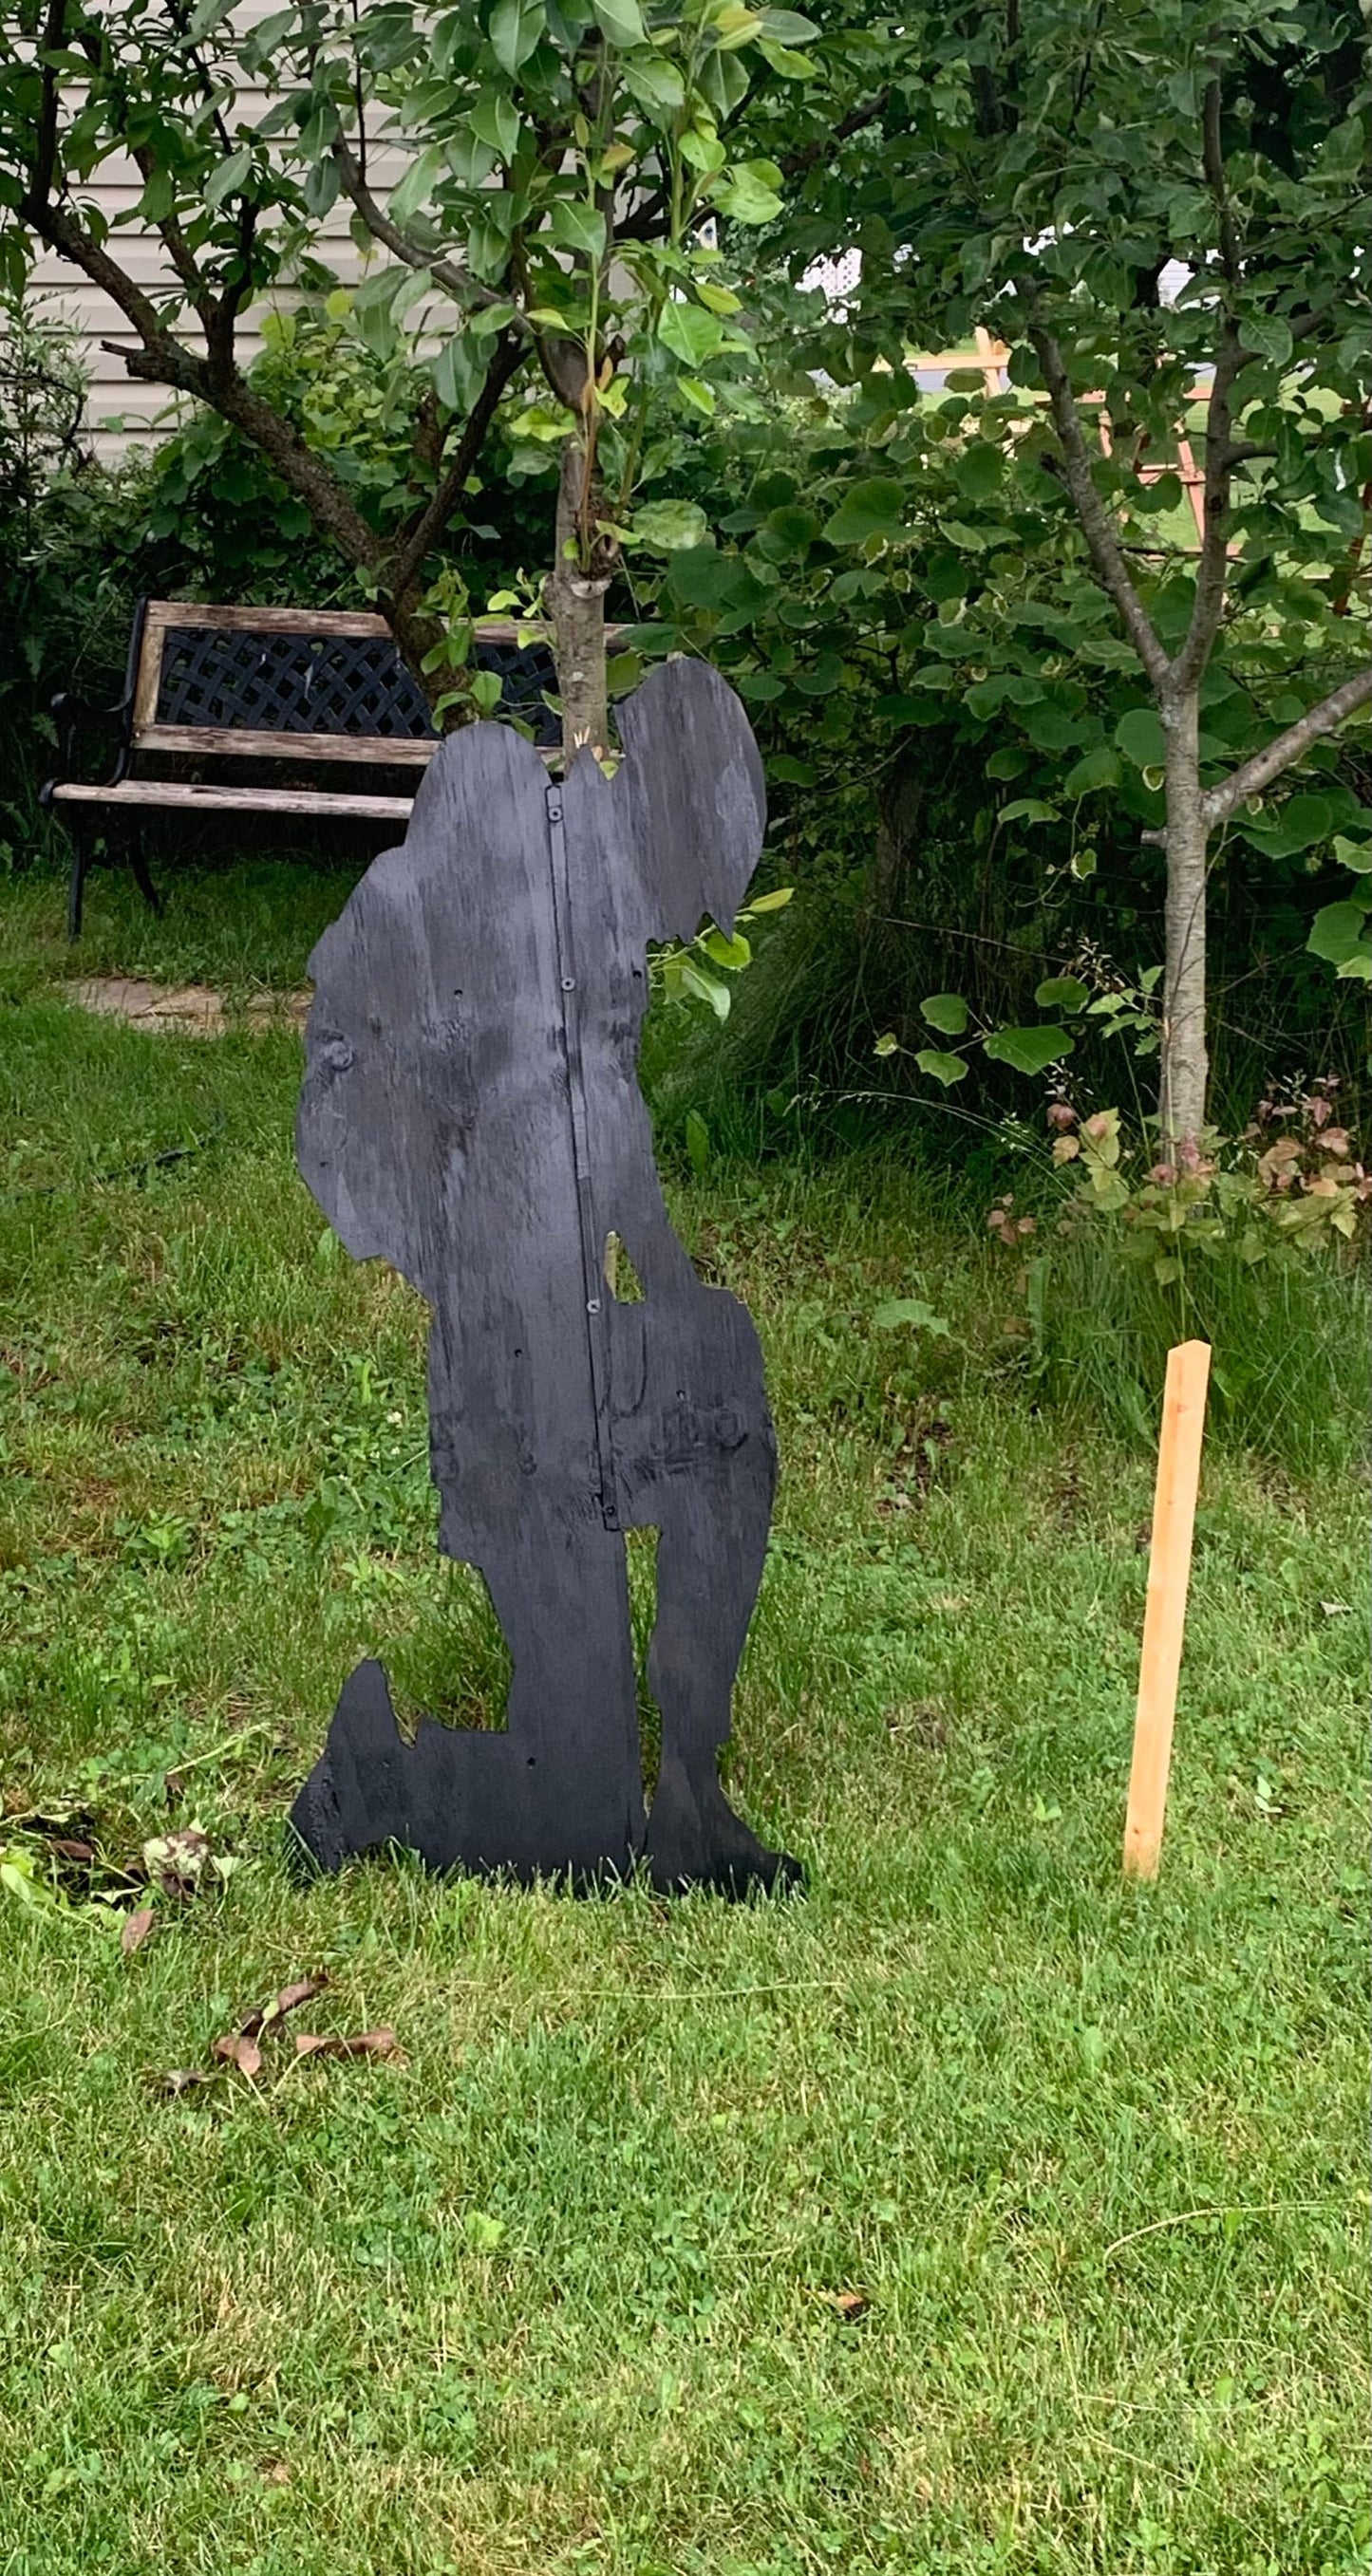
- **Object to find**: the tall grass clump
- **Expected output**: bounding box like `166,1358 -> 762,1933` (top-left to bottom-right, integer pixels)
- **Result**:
1023,1218 -> 1371,1475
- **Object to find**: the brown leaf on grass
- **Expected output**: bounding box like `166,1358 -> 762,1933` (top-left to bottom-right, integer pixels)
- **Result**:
292,2026 -> 401,2062
154,2066 -> 217,2098
821,2289 -> 870,2323
239,1970 -> 329,2041
213,2033 -> 264,2079
121,1905 -> 155,1956
141,1825 -> 213,1895
52,1837 -> 95,1863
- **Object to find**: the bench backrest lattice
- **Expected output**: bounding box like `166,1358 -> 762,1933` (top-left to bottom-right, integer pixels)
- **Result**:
129,601 -> 560,764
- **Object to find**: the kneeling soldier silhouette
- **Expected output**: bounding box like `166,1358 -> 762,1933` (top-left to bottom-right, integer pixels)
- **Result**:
291,658 -> 800,1895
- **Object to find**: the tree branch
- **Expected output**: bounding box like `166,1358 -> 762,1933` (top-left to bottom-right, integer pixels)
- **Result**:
39,201 -> 202,381
205,197 -> 257,383
331,133 -> 515,318
1169,317 -> 1246,694
129,145 -> 214,324
1202,665 -> 1372,826
385,327 -> 527,602
1029,323 -> 1171,688
25,0 -> 67,215
1168,83 -> 1252,695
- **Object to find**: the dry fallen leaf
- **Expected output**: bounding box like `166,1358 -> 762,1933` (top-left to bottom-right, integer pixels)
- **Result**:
822,2290 -> 870,2322
239,1970 -> 329,2042
213,2033 -> 264,2079
154,2066 -> 217,2098
121,1905 -> 155,1956
292,2026 -> 401,2062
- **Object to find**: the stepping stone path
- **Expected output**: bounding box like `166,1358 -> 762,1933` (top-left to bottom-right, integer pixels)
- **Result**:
64,977 -> 310,1035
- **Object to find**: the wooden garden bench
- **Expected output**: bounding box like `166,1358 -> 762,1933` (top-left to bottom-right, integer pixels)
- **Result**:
42,599 -> 559,937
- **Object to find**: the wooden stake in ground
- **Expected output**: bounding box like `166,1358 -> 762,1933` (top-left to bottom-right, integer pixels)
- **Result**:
1123,1338 -> 1212,1881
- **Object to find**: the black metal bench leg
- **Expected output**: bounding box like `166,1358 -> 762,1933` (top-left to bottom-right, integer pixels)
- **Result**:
127,835 -> 163,917
66,821 -> 92,941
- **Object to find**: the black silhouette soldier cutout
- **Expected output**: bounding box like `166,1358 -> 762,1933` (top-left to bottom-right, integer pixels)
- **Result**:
290,658 -> 800,1895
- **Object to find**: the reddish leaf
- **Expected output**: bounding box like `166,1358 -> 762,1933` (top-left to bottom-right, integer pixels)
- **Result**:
823,2289 -> 870,2322
52,1838 -> 95,1863
213,2033 -> 264,2078
292,2026 -> 400,2062
240,1970 -> 328,2041
271,1971 -> 329,2019
121,1905 -> 155,1956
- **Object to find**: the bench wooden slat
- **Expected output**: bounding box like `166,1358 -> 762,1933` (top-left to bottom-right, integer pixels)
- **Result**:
51,780 -> 418,820
131,721 -> 440,765
141,600 -> 535,644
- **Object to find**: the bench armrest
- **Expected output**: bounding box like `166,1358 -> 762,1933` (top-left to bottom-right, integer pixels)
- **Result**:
40,686 -> 135,804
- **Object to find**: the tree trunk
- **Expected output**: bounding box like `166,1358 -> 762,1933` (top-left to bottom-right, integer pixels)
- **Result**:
1158,687 -> 1210,1151
548,435 -> 610,761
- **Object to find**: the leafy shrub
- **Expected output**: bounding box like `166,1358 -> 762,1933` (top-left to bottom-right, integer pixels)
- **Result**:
986,1085 -> 1372,1467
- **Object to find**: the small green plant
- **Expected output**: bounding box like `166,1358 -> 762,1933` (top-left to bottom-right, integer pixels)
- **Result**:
1045,1082 -> 1371,1286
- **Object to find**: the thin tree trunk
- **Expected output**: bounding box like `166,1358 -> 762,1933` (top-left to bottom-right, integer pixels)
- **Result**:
548,435 -> 610,761
1158,687 -> 1210,1151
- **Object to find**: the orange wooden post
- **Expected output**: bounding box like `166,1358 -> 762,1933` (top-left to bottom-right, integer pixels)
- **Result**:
1123,1339 -> 1212,1880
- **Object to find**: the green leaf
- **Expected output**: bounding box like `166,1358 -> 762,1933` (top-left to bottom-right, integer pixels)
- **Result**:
1333,835 -> 1372,872
746,887 -> 793,912
680,960 -> 731,1020
986,746 -> 1029,781
203,147 -> 252,209
591,0 -> 646,45
389,143 -> 444,226
657,301 -> 724,367
756,38 -> 817,76
139,166 -> 176,223
469,90 -> 521,159
711,164 -> 784,225
999,798 -> 1059,825
489,0 -> 544,74
822,477 -> 907,546
1306,902 -> 1370,966
703,927 -> 751,969
1240,314 -> 1293,368
1336,949 -> 1372,980
984,1025 -> 1074,1074
676,376 -> 717,418
469,668 -> 502,715
632,498 -> 710,551
1115,706 -> 1167,770
430,333 -> 486,414
874,1031 -> 898,1057
685,1108 -> 711,1171
761,504 -> 820,553
873,1297 -> 953,1332
679,122 -> 727,175
188,0 -> 235,33
1272,793 -> 1333,853
549,200 -> 606,259
1034,977 -> 1089,1012
920,992 -> 968,1036
623,54 -> 686,111
1064,743 -> 1121,796
913,1049 -> 969,1088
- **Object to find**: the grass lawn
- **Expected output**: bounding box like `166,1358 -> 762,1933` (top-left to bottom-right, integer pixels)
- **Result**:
1,859 -> 1368,2576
